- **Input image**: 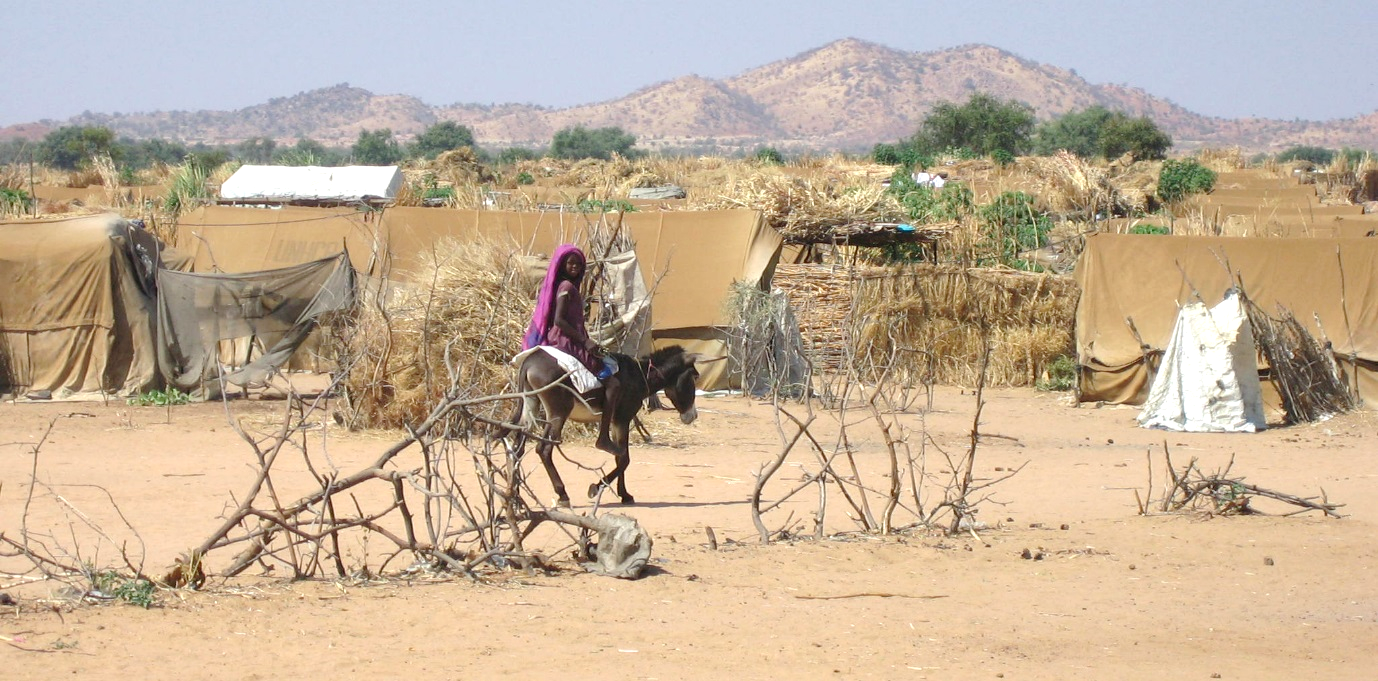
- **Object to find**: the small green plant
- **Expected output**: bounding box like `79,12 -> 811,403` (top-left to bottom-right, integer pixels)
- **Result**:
91,570 -> 157,608
1129,223 -> 1170,235
576,198 -> 635,213
1157,159 -> 1216,203
127,387 -> 190,407
515,171 -> 535,185
991,148 -> 1015,166
421,185 -> 455,201
51,639 -> 80,650
1,187 -> 32,215
1036,355 -> 1078,392
164,157 -> 212,216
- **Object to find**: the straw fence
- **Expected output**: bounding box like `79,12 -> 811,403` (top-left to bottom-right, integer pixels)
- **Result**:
772,262 -> 1079,388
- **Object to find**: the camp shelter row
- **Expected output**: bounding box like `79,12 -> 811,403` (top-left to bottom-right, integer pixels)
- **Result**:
0,213 -> 356,400
174,205 -> 780,389
1075,232 -> 1378,411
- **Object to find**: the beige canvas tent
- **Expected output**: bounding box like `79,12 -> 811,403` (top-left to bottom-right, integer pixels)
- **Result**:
0,214 -> 167,397
1075,233 -> 1378,409
175,205 -> 384,274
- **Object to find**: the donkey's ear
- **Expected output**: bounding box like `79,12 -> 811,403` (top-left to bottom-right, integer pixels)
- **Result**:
686,353 -> 728,365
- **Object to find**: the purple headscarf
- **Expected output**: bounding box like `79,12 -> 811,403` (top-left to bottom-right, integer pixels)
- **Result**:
522,244 -> 586,350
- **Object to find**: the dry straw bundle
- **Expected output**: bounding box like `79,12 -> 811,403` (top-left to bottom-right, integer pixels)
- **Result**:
774,263 -> 1079,387
337,238 -> 536,430
690,172 -> 908,242
1025,151 -> 1118,216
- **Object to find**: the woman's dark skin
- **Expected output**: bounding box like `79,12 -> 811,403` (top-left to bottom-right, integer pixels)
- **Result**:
553,254 -> 621,454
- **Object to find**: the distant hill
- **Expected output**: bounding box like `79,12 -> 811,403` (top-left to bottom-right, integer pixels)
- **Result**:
5,39 -> 1377,153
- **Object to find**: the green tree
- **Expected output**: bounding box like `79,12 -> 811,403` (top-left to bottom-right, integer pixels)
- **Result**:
914,93 -> 1036,158
410,121 -> 477,160
275,138 -> 342,166
497,146 -> 540,165
1034,106 -> 1115,157
352,128 -> 403,165
1276,145 -> 1335,165
122,138 -> 189,169
39,126 -> 119,170
1097,114 -> 1171,160
753,146 -> 785,165
235,137 -> 278,164
549,125 -> 638,160
185,144 -> 230,172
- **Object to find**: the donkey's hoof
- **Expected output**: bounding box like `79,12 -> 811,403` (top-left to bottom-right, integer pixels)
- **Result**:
587,482 -> 604,500
553,497 -> 572,509
619,495 -> 636,506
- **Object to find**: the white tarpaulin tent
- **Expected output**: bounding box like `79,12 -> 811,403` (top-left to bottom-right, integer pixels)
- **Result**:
219,165 -> 403,202
1137,290 -> 1267,433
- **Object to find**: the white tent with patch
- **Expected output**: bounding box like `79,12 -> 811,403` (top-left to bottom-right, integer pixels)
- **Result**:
1137,290 -> 1267,433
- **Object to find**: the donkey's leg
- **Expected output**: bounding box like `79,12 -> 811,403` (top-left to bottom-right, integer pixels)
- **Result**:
589,419 -> 634,505
536,417 -> 571,507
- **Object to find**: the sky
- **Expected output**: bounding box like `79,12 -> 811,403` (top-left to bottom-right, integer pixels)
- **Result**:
4,0 -> 1376,127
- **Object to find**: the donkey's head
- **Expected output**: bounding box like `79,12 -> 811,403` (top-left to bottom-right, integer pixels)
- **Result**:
647,346 -> 726,425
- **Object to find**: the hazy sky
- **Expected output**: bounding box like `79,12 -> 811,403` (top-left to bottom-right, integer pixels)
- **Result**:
4,0 -> 1375,127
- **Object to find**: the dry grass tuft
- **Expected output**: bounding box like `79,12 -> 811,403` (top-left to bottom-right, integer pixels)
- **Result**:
1197,147 -> 1247,172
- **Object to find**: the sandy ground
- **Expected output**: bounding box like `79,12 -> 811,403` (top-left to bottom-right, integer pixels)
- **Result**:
2,383 -> 1376,680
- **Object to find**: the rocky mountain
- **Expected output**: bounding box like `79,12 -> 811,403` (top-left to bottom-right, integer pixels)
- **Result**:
6,39 -> 1377,153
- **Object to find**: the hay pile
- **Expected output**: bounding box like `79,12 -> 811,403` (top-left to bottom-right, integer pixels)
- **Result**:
336,238 -> 537,430
690,173 -> 909,243
772,263 -> 1079,387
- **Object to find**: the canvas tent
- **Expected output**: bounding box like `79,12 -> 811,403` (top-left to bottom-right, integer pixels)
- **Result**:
1075,233 -> 1378,409
175,205 -> 384,274
1137,291 -> 1267,432
0,214 -> 168,397
219,165 -> 404,204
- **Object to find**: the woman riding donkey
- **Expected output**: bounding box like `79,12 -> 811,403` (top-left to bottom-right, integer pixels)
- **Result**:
521,244 -> 622,454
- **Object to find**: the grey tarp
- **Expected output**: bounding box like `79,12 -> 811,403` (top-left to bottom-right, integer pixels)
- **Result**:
156,253 -> 356,398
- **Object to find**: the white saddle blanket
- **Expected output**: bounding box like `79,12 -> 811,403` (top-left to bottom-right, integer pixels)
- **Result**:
512,346 -> 602,394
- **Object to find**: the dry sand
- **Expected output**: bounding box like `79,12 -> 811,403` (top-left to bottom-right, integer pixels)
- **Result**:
2,384 -> 1376,680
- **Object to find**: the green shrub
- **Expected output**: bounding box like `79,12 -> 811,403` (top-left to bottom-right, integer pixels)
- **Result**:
575,198 -> 635,214
1036,355 -> 1078,392
979,191 -> 1050,270
1129,223 -> 1170,235
753,146 -> 785,165
1157,159 -> 1216,203
1,187 -> 31,215
872,143 -> 905,165
991,148 -> 1015,166
92,570 -> 157,608
127,387 -> 191,407
515,171 -> 535,185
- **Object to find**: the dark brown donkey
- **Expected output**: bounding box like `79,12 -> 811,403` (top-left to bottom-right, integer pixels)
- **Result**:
510,345 -> 719,506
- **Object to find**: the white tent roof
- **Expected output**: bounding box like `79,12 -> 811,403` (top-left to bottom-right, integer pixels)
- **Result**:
219,165 -> 403,201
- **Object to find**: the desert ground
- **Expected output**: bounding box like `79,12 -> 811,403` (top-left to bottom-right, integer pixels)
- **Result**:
2,381 -> 1376,680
